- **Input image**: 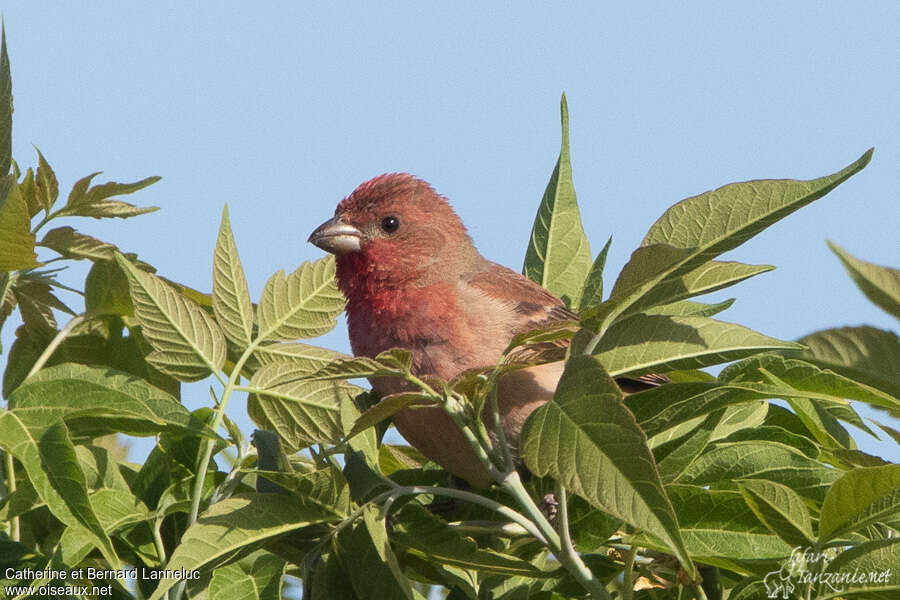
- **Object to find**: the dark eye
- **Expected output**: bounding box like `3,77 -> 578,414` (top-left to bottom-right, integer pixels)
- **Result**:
380,216 -> 400,234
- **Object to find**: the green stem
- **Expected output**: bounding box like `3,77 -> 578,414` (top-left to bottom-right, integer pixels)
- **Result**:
26,313 -> 85,379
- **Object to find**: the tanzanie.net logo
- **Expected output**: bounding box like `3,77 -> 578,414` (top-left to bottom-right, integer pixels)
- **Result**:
764,546 -> 893,598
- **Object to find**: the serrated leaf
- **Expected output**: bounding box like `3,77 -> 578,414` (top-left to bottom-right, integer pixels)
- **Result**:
348,392 -> 435,438
0,413 -> 120,569
247,362 -> 361,450
85,259 -> 134,316
575,235 -> 611,311
58,174 -> 160,219
0,25 -> 10,176
630,485 -> 791,565
830,241 -> 900,321
257,256 -> 345,341
308,348 -> 412,380
593,314 -> 802,376
799,326 -> 900,407
213,205 -> 254,346
523,93 -> 592,305
585,151 -> 872,332
677,441 -> 840,502
721,354 -> 900,414
644,298 -> 735,317
819,464 -> 900,542
821,538 -> 900,599
116,252 -> 226,381
738,479 -> 814,547
148,493 -> 339,600
0,176 -> 40,270
209,550 -> 285,600
8,363 -> 194,437
39,226 -> 118,261
520,354 -> 695,576
34,148 -> 58,214
363,504 -> 417,600
253,341 -> 347,368
255,466 -> 350,516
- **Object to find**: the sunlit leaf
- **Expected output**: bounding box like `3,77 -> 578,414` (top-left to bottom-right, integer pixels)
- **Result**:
819,464 -> 900,542
117,252 -> 226,381
523,93 -> 592,305
0,176 -> 40,270
257,256 -> 345,341
39,226 -> 118,261
0,25 -> 10,176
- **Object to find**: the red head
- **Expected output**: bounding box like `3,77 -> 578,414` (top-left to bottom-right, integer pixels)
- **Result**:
309,174 -> 478,297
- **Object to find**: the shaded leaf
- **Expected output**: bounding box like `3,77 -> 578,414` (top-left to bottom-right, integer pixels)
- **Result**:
829,240 -> 900,321
0,24 -> 9,176
521,354 -> 695,576
39,226 -> 118,261
209,550 -> 285,600
822,538 -> 900,599
34,148 -> 58,214
148,493 -> 339,600
0,176 -> 40,270
738,479 -> 814,547
348,392 -> 435,438
575,235 -> 611,311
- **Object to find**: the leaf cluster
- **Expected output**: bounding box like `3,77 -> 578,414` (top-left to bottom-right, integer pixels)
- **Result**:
2,27 -> 899,600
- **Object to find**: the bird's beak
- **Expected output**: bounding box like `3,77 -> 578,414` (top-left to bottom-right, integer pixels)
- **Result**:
308,215 -> 362,255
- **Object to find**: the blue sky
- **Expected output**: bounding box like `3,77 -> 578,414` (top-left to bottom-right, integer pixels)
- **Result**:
2,3 -> 898,461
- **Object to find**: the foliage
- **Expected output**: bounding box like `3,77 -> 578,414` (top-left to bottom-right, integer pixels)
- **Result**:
2,27 -> 899,600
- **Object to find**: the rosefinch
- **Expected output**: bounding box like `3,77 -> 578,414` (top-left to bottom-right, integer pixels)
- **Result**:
309,174 -> 659,487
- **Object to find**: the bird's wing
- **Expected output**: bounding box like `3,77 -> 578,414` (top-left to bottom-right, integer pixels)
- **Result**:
466,261 -> 668,389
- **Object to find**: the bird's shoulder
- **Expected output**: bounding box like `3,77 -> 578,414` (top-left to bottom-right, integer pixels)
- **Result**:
461,260 -> 577,335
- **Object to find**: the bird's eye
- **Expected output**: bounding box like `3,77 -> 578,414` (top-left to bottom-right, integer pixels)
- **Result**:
380,216 -> 400,234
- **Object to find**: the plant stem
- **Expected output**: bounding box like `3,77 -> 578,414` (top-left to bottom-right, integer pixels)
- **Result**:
25,313 -> 85,379
622,544 -> 638,600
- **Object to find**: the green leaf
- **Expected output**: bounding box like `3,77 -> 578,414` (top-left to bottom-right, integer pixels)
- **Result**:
8,363 -> 194,437
336,517 -> 413,600
737,479 -> 814,547
520,354 -> 695,576
829,241 -> 900,321
348,392 -> 434,438
85,259 -> 134,316
34,148 -> 59,215
575,235 -> 611,311
116,252 -> 226,381
593,314 -> 802,377
0,415 -> 120,569
585,150 -> 872,331
39,226 -> 118,261
522,93 -> 592,305
821,538 -> 900,599
799,326 -> 900,407
213,205 -> 254,346
148,493 -> 339,600
721,354 -> 900,415
625,381 -> 774,438
0,176 -> 40,270
247,362 -> 361,451
630,485 -> 791,565
0,24 -> 10,176
818,464 -> 900,542
655,408 -> 724,483
209,551 -> 285,600
643,298 -> 735,318
257,256 -> 345,341
392,502 -> 550,577
307,348 -> 412,380
59,174 -> 160,219
363,504 -> 417,600
644,149 -> 873,254
677,441 -> 840,502
255,466 -> 351,517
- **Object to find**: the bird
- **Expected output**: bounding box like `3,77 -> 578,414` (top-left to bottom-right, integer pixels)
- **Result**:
309,173 -> 660,488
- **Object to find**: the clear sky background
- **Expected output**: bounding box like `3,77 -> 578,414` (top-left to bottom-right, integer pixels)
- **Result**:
2,3 -> 898,463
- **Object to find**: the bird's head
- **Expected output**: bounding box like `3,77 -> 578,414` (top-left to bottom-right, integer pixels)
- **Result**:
309,173 -> 477,293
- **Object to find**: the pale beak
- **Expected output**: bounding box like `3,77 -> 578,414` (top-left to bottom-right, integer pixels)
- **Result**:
308,216 -> 362,254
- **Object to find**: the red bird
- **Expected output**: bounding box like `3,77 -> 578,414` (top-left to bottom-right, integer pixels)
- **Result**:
309,174 -> 655,487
